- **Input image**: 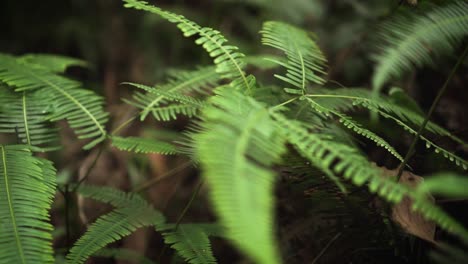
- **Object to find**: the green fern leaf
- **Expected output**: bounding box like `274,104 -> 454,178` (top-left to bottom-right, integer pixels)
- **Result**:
124,82 -> 205,121
0,145 -> 56,264
66,206 -> 165,264
0,54 -> 108,149
123,0 -> 255,93
125,66 -> 219,121
111,136 -> 177,154
304,88 -> 468,169
304,97 -> 404,162
75,184 -> 148,208
261,21 -> 327,94
162,224 -> 222,264
17,54 -> 86,73
273,114 -> 468,239
0,87 -> 59,151
416,172 -> 468,198
372,1 -> 468,91
194,88 -> 285,264
68,185 -> 165,264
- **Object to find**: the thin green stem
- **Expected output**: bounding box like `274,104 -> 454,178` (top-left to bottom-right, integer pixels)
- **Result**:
271,97 -> 299,110
396,45 -> 468,181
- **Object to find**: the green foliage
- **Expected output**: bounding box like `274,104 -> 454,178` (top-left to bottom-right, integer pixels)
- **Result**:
0,54 -> 108,149
123,0 -> 255,93
0,87 -> 59,151
125,66 -> 220,121
261,21 -> 327,94
0,145 -> 56,264
372,1 -> 468,91
162,224 -> 222,264
111,136 -> 178,154
67,185 -> 165,264
416,172 -> 468,198
1,1 -> 468,264
194,88 -> 286,264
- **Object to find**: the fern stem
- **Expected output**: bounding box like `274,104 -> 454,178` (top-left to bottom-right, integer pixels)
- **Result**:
311,232 -> 342,264
175,181 -> 204,231
133,161 -> 192,193
73,145 -> 105,191
271,97 -> 299,109
396,45 -> 468,181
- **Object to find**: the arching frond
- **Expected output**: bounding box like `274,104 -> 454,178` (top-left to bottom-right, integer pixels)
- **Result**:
304,88 -> 468,169
125,66 -> 219,121
0,87 -> 59,151
17,54 -> 86,73
0,145 -> 56,264
162,224 -> 222,264
111,136 -> 177,155
194,88 -> 285,264
416,172 -> 468,198
305,97 -> 404,162
272,114 -> 468,240
68,185 -> 165,264
66,206 -> 165,264
0,54 -> 108,149
261,21 -> 327,94
123,0 -> 255,93
372,1 -> 468,91
74,184 -> 148,208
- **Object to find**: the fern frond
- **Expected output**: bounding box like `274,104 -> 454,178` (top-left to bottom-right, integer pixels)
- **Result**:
125,66 -> 219,121
261,21 -> 327,94
68,185 -> 165,263
416,172 -> 468,198
0,54 -> 108,149
372,1 -> 468,91
0,87 -> 59,151
272,114 -> 468,240
17,54 -> 86,73
66,206 -> 165,264
194,88 -> 285,264
303,88 -> 468,169
123,0 -> 255,93
93,248 -> 155,264
162,224 -> 222,264
111,136 -> 177,154
0,145 -> 56,264
75,184 -> 148,208
304,97 -> 404,162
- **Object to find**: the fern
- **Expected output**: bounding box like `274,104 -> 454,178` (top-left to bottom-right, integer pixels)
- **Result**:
162,224 -> 222,264
16,54 -> 86,73
194,88 -> 286,264
123,0 -> 255,93
260,21 -> 327,94
0,87 -> 59,151
111,136 -> 177,154
67,185 -> 166,264
272,113 -> 468,239
66,206 -> 165,264
303,88 -> 468,169
0,54 -> 108,149
125,66 -> 219,121
372,1 -> 468,91
304,97 -> 404,162
0,145 -> 56,264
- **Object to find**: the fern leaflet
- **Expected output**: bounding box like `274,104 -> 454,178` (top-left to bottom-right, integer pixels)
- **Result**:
0,145 -> 56,264
111,136 -> 177,154
194,88 -> 285,264
372,1 -> 468,91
